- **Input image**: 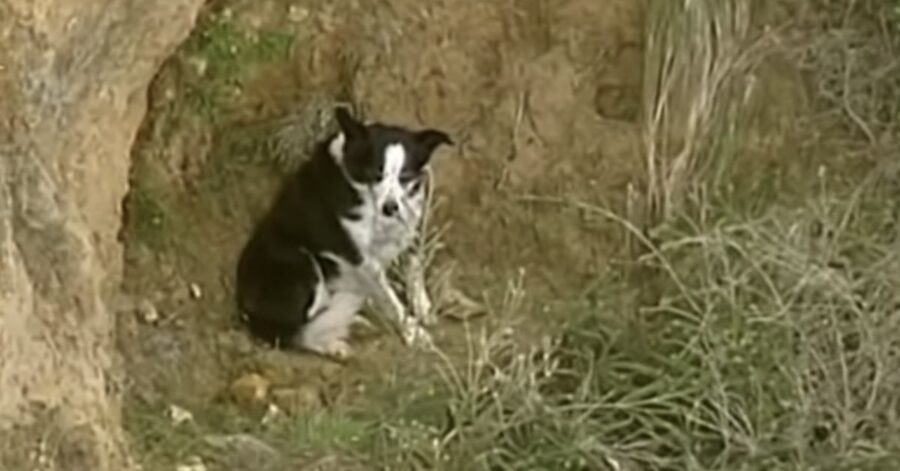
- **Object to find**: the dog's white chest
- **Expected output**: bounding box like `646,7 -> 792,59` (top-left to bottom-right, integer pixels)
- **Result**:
371,204 -> 420,262
342,193 -> 424,266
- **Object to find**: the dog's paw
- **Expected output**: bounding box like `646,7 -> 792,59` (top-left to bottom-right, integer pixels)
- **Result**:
304,338 -> 354,361
323,339 -> 354,360
401,318 -> 434,349
350,314 -> 376,331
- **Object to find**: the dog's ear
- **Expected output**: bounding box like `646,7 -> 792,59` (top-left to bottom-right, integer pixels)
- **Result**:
415,129 -> 453,154
335,107 -> 367,140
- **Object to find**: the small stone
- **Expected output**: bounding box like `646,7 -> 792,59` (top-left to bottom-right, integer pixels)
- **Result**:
176,456 -> 207,471
260,403 -> 282,426
270,386 -> 322,415
166,404 -> 193,426
136,299 -> 159,325
288,5 -> 310,22
203,434 -> 282,466
230,373 -> 271,407
188,282 -> 202,300
187,57 -> 208,77
163,86 -> 176,101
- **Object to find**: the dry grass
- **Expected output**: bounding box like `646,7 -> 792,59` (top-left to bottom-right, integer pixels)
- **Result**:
792,0 -> 900,149
641,0 -> 769,222
366,178 -> 900,470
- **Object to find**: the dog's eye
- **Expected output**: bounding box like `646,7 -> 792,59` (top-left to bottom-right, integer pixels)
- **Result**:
367,169 -> 384,181
408,179 -> 423,194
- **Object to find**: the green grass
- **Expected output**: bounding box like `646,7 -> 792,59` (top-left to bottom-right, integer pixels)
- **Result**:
124,161 -> 177,251
124,397 -> 379,470
182,11 -> 294,121
124,9 -> 295,252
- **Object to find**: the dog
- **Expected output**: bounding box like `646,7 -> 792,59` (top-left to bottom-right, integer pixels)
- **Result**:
236,107 -> 453,359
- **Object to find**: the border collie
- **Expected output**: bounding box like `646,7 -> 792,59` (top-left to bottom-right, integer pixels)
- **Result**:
236,107 -> 453,359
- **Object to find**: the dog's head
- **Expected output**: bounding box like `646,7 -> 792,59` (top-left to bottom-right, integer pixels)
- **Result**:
329,107 -> 453,217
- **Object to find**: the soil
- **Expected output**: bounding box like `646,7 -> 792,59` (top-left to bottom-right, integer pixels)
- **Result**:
0,1 -> 202,469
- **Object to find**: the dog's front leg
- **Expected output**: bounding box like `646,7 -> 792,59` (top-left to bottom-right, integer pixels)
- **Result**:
379,270 -> 433,347
364,261 -> 433,348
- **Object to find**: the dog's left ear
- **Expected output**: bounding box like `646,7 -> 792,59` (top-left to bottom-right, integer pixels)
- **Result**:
415,129 -> 453,154
335,107 -> 368,140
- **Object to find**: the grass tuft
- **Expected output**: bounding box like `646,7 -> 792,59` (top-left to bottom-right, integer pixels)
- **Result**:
364,179 -> 900,470
641,0 -> 768,223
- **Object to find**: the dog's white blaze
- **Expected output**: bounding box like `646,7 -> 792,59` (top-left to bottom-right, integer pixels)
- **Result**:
383,143 -> 406,181
378,143 -> 407,210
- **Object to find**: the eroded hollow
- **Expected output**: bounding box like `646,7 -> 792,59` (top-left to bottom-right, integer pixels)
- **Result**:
116,0 -> 645,467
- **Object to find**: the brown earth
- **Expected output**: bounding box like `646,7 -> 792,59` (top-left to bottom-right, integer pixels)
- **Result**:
0,0 -> 203,469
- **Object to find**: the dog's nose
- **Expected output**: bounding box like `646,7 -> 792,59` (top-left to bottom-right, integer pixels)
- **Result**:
381,200 -> 399,217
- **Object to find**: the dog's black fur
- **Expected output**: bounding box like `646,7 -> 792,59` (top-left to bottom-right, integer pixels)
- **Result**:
236,136 -> 358,346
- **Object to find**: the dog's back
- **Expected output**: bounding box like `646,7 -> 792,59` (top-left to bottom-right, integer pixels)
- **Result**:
236,138 -> 361,346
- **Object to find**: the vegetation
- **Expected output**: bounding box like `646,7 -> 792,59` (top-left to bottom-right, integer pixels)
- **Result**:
182,9 -> 294,120
122,1 -> 900,470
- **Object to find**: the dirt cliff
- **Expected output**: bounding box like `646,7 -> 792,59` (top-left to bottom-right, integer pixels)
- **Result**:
0,0 -> 203,468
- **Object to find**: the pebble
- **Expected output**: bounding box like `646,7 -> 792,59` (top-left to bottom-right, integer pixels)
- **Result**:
229,373 -> 271,407
187,57 -> 208,77
166,404 -> 194,426
136,299 -> 159,325
203,434 -> 282,464
270,385 -> 322,415
260,403 -> 283,426
188,282 -> 202,300
175,456 -> 207,471
288,5 -> 310,23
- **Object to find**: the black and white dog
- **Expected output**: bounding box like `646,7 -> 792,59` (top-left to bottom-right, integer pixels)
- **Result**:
236,107 -> 452,359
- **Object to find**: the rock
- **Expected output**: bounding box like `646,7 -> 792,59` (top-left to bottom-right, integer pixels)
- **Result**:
136,299 -> 160,325
186,56 -> 208,78
0,0 -> 204,468
270,386 -> 322,415
202,434 -> 283,470
288,5 -> 310,23
229,373 -> 271,408
166,404 -> 194,426
188,282 -> 203,300
260,403 -> 283,426
176,456 -> 207,471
